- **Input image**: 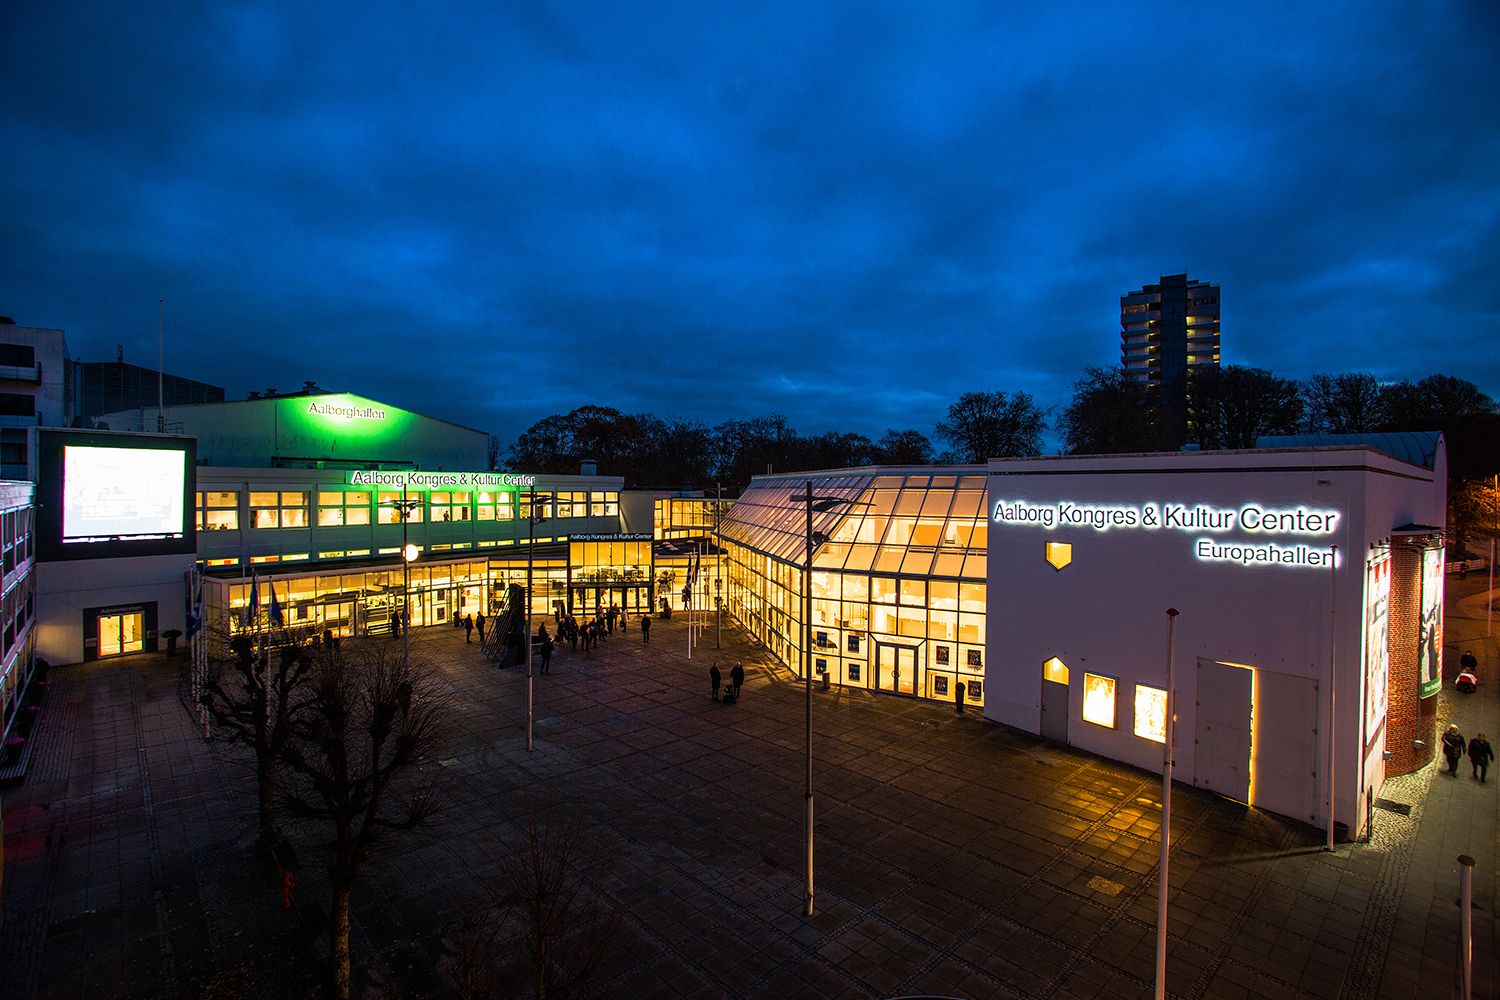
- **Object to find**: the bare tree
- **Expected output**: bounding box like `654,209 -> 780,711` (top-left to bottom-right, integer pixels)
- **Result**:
444,805 -> 621,1000
280,639 -> 450,1000
195,627 -> 318,848
1189,366 -> 1304,450
1302,373 -> 1386,433
1059,367 -> 1166,454
936,390 -> 1046,462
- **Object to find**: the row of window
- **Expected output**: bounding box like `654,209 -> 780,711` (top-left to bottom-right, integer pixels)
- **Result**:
197,490 -> 621,531
1059,662 -> 1168,744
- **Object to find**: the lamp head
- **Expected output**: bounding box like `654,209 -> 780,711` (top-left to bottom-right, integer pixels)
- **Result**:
402,543 -> 419,563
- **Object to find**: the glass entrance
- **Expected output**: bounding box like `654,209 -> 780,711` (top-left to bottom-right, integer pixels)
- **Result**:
875,644 -> 918,696
98,612 -> 145,658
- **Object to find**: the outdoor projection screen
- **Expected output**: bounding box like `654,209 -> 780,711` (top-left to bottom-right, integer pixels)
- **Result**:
63,446 -> 186,541
35,430 -> 196,562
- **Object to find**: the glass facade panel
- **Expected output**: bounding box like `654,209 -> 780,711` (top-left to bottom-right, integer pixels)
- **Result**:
720,467 -> 985,706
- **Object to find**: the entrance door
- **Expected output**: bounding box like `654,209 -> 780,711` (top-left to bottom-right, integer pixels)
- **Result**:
1041,679 -> 1069,743
875,644 -> 918,696
1252,670 -> 1320,825
1195,659 -> 1253,803
98,612 -> 145,658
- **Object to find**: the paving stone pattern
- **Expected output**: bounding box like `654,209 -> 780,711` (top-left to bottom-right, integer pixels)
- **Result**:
1,581 -> 1496,999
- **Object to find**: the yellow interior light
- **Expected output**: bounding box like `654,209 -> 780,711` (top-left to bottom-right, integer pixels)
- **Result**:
1082,673 -> 1116,728
1043,656 -> 1069,684
1134,685 -> 1167,743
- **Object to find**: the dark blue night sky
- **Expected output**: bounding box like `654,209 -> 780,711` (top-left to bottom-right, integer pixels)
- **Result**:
2,3 -> 1496,447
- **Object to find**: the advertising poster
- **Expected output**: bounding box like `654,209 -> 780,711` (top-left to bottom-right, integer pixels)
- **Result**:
1417,547 -> 1444,698
1363,552 -> 1390,743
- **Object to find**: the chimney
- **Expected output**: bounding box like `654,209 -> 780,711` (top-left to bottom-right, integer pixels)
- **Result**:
579,459 -> 597,476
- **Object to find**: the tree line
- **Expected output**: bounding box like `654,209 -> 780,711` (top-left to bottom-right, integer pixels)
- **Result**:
502,368 -> 1499,490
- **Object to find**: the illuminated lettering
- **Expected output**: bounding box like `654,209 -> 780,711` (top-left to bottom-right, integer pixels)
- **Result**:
1194,539 -> 1338,568
308,401 -> 386,421
1239,506 -> 1338,534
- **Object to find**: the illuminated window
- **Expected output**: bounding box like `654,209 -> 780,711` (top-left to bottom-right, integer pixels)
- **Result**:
250,491 -> 309,529
1082,673 -> 1117,728
1043,656 -> 1069,684
428,491 -> 472,523
377,492 -> 424,525
317,491 -> 372,527
1134,684 -> 1167,743
196,490 -> 239,531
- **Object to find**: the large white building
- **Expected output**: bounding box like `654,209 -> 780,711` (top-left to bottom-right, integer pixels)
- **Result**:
984,436 -> 1446,838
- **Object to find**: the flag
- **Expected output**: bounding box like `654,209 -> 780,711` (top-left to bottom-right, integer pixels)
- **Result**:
687,548 -> 700,589
268,581 -> 284,627
186,578 -> 204,639
243,571 -> 259,627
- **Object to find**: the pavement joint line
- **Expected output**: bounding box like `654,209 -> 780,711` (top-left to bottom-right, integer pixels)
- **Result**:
0,669 -> 77,999
1180,816 -> 1304,1000
1340,764 -> 1437,1000
130,663 -> 179,999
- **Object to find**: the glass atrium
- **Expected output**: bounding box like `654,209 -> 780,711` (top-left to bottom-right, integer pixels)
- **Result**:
718,469 -> 989,708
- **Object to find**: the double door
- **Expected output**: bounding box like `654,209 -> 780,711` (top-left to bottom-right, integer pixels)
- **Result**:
875,643 -> 919,696
98,611 -> 145,657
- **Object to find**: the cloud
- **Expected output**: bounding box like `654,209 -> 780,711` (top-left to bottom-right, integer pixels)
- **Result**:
1,1 -> 1496,454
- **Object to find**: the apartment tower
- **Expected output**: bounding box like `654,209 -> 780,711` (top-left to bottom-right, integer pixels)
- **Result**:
1120,274 -> 1220,446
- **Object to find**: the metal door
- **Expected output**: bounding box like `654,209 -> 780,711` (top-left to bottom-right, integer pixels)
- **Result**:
1041,678 -> 1069,743
1195,659 -> 1253,803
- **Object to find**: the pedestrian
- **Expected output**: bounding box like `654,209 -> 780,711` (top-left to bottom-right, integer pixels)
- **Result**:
1469,733 -> 1494,782
607,606 -> 616,634
710,662 -> 722,701
539,625 -> 554,675
955,678 -> 966,715
1442,724 -> 1466,775
730,662 -> 745,699
620,608 -> 628,632
476,612 -> 486,642
641,615 -> 651,643
464,614 -> 474,643
1460,649 -> 1478,672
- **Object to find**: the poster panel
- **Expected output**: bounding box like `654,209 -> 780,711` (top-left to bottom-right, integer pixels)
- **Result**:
1363,552 -> 1390,743
1417,547 -> 1444,698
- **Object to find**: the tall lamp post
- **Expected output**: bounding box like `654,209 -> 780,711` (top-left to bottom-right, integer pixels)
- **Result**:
385,489 -> 424,670
525,488 -> 550,752
789,482 -> 862,917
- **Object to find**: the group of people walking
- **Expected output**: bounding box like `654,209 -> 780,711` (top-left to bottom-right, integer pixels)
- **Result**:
555,603 -> 648,652
454,611 -> 486,643
1441,723 -> 1494,782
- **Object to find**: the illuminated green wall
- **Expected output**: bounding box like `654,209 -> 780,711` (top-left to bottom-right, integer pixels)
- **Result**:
116,392 -> 489,469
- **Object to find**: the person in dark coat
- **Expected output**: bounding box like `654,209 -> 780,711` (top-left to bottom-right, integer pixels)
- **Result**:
538,625 -> 553,675
641,615 -> 651,643
730,662 -> 745,698
1469,733 -> 1494,782
1442,724 -> 1466,775
955,678 -> 966,715
464,614 -> 474,643
476,612 -> 486,642
710,662 -> 722,701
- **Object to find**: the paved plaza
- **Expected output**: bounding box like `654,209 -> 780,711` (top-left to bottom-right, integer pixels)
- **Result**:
2,579 -> 1497,1000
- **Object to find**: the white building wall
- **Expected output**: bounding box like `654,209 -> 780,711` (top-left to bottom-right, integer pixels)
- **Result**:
35,553 -> 194,665
985,446 -> 1444,835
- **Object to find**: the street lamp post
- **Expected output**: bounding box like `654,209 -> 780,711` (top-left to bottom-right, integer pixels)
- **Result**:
386,489 -> 424,671
789,483 -> 863,918
525,488 -> 550,752
715,482 -> 723,650
1156,608 -> 1179,1000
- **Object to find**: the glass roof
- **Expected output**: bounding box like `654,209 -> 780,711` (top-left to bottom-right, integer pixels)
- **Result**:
720,470 -> 988,579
